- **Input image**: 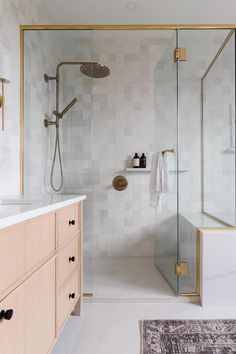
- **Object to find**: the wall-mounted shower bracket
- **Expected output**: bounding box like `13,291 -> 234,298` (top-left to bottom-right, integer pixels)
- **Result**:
44,74 -> 57,83
44,119 -> 58,128
174,47 -> 187,62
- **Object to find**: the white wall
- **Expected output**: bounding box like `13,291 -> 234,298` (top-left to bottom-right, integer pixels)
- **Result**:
41,0 -> 236,25
24,30 -> 67,197
0,0 -> 50,197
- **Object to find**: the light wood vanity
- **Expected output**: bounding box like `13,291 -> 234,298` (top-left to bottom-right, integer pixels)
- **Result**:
0,196 -> 85,354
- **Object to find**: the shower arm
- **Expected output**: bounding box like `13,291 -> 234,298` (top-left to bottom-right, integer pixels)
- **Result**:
55,61 -> 97,113
44,61 -> 98,128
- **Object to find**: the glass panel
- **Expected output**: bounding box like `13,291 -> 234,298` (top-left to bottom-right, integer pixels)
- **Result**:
203,31 -> 235,226
178,29 -> 231,294
23,29 -> 94,294
154,32 -> 179,293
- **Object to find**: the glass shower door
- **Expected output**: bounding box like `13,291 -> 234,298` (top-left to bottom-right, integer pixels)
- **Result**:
155,31 -> 179,294
177,29 -> 233,294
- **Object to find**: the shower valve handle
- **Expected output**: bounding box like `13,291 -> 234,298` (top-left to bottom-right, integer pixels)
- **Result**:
69,220 -> 75,226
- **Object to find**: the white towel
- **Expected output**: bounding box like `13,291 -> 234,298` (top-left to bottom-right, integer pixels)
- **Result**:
149,151 -> 171,208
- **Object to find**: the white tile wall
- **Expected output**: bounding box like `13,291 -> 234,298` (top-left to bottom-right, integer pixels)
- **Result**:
0,0 -> 50,197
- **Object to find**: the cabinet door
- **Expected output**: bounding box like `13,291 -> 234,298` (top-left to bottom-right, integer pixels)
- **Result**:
57,236 -> 79,288
57,269 -> 79,334
0,259 -> 56,354
0,212 -> 56,297
57,203 -> 79,246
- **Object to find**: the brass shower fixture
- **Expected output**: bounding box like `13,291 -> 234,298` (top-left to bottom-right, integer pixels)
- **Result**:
44,60 -> 110,192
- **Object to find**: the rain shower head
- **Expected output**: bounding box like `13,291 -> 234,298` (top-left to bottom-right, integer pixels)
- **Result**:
80,63 -> 110,78
53,98 -> 78,119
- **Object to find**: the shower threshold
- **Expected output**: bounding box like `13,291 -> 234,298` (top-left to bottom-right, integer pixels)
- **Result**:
90,256 -> 199,303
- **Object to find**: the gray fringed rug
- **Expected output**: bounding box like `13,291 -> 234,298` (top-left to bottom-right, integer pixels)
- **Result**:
140,319 -> 236,354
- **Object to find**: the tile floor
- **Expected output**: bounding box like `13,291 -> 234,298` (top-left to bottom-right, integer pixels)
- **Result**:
52,256 -> 236,354
53,302 -> 236,354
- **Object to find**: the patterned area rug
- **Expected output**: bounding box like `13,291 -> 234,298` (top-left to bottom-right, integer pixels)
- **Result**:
140,319 -> 236,354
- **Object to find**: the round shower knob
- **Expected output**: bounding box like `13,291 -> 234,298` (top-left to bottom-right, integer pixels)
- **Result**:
112,175 -> 128,191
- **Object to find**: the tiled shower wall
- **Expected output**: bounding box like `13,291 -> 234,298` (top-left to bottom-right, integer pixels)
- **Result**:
0,0 -> 50,197
60,31 -> 172,257
91,32 -> 171,257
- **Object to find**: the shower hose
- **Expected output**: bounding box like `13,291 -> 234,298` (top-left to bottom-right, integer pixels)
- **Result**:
50,124 -> 63,192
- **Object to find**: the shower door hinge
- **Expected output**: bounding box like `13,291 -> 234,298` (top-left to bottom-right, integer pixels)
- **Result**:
175,262 -> 188,276
174,47 -> 187,62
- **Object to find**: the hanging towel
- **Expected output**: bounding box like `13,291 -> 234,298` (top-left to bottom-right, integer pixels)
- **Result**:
149,151 -> 171,208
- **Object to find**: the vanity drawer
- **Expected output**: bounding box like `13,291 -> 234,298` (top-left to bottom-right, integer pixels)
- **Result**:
0,213 -> 56,297
0,259 -> 56,354
57,269 -> 79,333
57,203 -> 80,246
57,236 -> 79,288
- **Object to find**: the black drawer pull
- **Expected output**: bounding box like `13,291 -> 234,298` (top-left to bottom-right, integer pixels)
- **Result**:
69,256 -> 75,263
0,309 -> 13,321
69,220 -> 75,226
69,293 -> 75,299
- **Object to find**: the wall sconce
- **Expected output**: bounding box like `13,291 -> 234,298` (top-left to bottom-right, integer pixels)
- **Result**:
0,54 -> 11,131
0,78 -> 10,131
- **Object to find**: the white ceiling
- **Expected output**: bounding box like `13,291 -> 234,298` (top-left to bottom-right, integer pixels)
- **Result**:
40,0 -> 236,25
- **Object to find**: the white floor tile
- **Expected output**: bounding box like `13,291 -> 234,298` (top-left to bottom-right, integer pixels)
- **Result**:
53,301 -> 236,354
53,256 -> 236,354
92,256 -> 175,300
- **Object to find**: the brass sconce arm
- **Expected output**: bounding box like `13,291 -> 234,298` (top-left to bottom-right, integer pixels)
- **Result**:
0,78 -> 10,131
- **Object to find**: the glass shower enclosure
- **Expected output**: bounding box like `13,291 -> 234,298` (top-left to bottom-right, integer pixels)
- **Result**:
155,28 -> 235,295
22,26 -> 236,298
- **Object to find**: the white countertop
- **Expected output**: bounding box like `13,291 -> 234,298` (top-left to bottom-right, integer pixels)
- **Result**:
0,195 -> 86,230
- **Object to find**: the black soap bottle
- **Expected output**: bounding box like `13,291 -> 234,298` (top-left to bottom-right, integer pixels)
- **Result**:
133,153 -> 140,168
140,153 -> 146,168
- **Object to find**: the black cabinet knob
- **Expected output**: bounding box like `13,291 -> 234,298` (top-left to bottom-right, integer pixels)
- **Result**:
69,293 -> 75,299
69,220 -> 75,226
69,256 -> 75,263
0,309 -> 13,321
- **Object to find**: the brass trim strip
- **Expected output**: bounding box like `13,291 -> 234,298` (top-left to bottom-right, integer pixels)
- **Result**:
198,226 -> 236,231
202,29 -> 234,80
20,28 -> 24,195
196,229 -> 201,296
20,24 -> 236,31
83,293 -> 93,298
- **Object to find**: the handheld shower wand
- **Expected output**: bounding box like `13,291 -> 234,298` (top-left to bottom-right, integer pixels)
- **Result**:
53,98 -> 78,119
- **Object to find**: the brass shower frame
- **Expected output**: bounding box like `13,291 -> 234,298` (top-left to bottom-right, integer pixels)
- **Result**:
20,24 -> 236,298
20,24 -> 236,196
